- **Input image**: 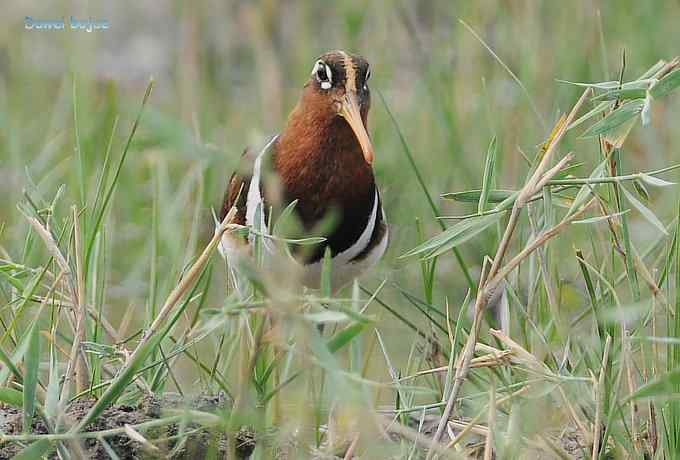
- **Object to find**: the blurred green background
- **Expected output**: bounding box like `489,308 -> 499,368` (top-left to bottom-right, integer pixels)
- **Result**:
1,1 -> 679,384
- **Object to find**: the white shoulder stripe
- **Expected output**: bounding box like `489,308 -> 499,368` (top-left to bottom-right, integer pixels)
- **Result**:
245,135 -> 278,254
245,135 -> 278,234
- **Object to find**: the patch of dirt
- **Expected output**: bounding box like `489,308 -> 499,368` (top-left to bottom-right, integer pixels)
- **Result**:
0,393 -> 255,460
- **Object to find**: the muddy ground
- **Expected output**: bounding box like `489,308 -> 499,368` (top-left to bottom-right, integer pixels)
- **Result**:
0,393 -> 255,459
0,394 -> 592,459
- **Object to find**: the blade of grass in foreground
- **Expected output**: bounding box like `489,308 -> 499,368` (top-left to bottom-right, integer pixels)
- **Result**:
84,78 -> 154,276
378,90 -> 475,293
400,213 -> 503,260
580,99 -> 643,138
73,207 -> 234,433
0,388 -> 23,407
11,439 -> 51,460
478,136 -> 498,215
22,323 -> 40,432
73,78 -> 85,207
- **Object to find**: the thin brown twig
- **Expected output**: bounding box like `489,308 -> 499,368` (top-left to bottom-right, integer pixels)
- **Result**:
66,206 -> 237,436
59,208 -> 89,402
23,214 -> 79,336
343,435 -> 359,460
130,205 -> 237,358
623,330 -> 639,454
73,206 -> 89,393
25,295 -> 120,343
377,416 -> 461,459
483,375 -> 495,460
489,197 -> 596,288
446,386 -> 528,449
426,88 -> 591,459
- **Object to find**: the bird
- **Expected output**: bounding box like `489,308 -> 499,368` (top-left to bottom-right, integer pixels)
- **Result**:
217,50 -> 388,291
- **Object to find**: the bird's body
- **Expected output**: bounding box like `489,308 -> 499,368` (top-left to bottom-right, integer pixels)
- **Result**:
218,50 -> 387,290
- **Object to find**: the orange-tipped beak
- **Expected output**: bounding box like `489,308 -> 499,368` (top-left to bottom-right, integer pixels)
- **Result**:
339,93 -> 374,165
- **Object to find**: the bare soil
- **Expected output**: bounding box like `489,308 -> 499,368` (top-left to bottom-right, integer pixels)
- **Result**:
0,393 -> 255,459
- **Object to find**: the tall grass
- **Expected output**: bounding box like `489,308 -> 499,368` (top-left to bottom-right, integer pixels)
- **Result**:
2,1 -> 680,458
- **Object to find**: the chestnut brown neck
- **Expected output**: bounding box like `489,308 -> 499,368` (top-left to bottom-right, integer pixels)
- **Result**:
273,97 -> 374,225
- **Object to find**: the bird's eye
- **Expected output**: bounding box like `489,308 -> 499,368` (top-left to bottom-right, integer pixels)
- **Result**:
312,60 -> 333,90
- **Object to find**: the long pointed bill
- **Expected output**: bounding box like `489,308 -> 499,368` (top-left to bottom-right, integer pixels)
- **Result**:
339,93 -> 374,165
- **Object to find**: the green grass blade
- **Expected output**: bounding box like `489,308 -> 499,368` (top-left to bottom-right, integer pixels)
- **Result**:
84,79 -> 154,274
442,189 -> 515,204
593,88 -> 646,101
320,247 -> 332,297
11,440 -> 51,460
478,136 -> 498,214
0,332 -> 31,385
72,332 -> 163,433
0,388 -> 23,407
621,185 -> 668,236
572,210 -> 629,225
580,99 -> 644,138
44,345 -> 60,420
72,78 -> 85,206
91,117 -> 119,223
22,322 -> 40,432
378,89 -> 475,292
651,68 -> 680,98
326,321 -> 366,355
567,100 -> 612,131
626,370 -> 680,402
400,213 -> 502,259
567,160 -> 607,216
74,257 -> 214,431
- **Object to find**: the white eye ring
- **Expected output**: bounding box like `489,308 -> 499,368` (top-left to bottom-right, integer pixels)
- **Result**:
312,60 -> 333,90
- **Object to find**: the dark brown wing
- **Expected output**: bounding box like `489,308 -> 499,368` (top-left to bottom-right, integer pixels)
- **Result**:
219,173 -> 249,224
218,147 -> 255,237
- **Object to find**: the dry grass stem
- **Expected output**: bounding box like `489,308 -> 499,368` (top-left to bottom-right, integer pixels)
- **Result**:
427,89 -> 592,459
592,335 -> 612,460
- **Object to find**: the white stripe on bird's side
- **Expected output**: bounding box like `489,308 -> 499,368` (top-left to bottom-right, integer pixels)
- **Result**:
219,133 -> 386,291
301,205 -> 388,290
245,135 -> 279,234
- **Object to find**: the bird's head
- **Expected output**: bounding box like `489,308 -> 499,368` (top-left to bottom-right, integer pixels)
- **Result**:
299,50 -> 373,165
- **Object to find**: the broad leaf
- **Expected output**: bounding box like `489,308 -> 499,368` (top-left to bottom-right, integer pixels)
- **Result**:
567,160 -> 606,216
326,321 -> 366,353
0,388 -> 23,407
441,189 -> 515,203
12,440 -> 51,460
567,100 -> 612,131
640,173 -> 675,187
621,186 -> 668,235
400,213 -> 503,260
557,79 -> 651,90
627,370 -> 680,401
581,100 -> 644,138
593,88 -> 646,101
603,116 -> 638,148
573,210 -> 629,225
650,68 -> 680,98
